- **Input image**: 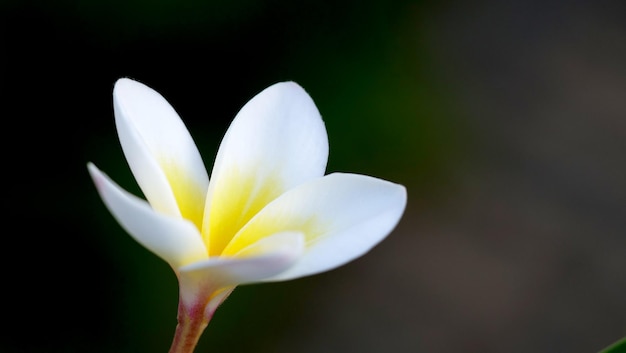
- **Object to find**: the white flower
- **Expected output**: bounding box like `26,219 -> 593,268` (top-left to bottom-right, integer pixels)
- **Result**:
88,78 -> 406,352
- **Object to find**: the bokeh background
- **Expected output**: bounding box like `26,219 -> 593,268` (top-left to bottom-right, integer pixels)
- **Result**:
2,0 -> 625,352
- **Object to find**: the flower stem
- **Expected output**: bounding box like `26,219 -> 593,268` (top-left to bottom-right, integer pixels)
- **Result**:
168,300 -> 211,353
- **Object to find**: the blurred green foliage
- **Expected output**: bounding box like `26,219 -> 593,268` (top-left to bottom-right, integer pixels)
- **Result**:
599,337 -> 626,353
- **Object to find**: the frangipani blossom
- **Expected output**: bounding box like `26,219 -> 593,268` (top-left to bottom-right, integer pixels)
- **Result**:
88,78 -> 407,353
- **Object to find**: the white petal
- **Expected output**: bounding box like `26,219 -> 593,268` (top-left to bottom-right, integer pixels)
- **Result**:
177,231 -> 304,307
113,78 -> 208,229
88,163 -> 208,269
222,173 -> 407,281
233,231 -> 305,258
202,81 -> 328,256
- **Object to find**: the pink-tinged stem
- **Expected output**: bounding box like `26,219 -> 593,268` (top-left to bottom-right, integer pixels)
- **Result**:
168,300 -> 212,353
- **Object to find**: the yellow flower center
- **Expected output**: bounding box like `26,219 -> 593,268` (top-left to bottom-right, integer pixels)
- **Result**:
203,167 -> 283,257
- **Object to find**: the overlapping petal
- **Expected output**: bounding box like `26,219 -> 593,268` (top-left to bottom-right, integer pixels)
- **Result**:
177,232 -> 304,308
202,82 -> 329,256
221,172 -> 407,281
88,163 -> 208,269
114,78 -> 209,229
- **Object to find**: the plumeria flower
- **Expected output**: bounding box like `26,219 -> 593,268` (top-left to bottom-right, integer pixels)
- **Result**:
88,78 -> 407,353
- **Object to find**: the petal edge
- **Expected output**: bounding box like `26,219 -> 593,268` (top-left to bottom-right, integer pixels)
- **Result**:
88,162 -> 208,269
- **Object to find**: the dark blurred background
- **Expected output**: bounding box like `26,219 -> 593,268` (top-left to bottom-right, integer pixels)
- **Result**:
2,0 -> 625,352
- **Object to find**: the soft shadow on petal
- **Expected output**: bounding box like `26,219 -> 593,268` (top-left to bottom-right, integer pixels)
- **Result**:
181,231 -> 304,283
88,162 -> 208,269
222,173 -> 407,281
233,231 -> 305,259
114,78 -> 209,227
203,82 -> 328,256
